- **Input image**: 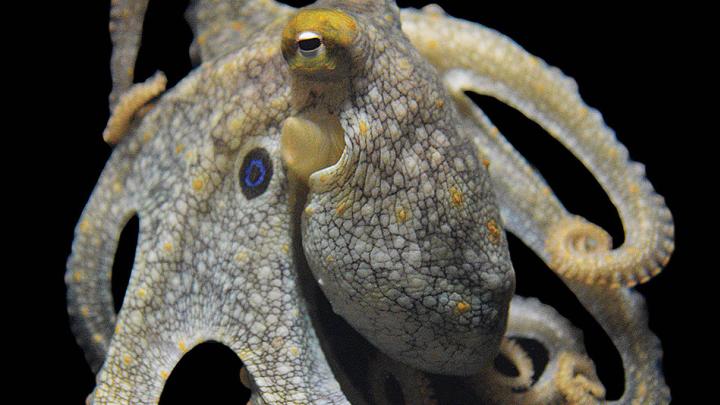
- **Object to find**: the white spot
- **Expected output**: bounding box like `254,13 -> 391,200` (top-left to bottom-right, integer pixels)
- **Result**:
430,149 -> 443,168
360,202 -> 374,219
370,247 -> 391,267
393,172 -> 405,187
402,245 -> 422,267
391,99 -> 408,120
249,293 -> 264,307
276,325 -> 289,337
256,266 -> 272,280
268,288 -> 283,301
368,87 -> 382,104
432,130 -> 450,147
397,295 -> 412,309
357,266 -> 371,278
129,310 -> 143,325
402,151 -> 420,178
252,321 -> 267,334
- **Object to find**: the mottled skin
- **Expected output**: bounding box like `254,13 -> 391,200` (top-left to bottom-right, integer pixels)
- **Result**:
66,1 -> 673,404
285,2 -> 512,375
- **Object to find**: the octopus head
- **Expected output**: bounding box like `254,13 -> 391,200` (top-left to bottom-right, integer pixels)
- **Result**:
280,0 -> 514,375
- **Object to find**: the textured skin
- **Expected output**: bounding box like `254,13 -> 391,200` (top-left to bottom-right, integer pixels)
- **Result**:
66,1 -> 674,404
292,1 -> 513,376
401,9 -> 672,403
69,16 -> 345,403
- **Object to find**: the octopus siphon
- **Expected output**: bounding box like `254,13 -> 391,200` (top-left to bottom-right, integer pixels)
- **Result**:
65,0 -> 674,404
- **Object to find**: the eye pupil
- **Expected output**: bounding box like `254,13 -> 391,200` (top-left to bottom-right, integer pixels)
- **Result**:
298,37 -> 322,52
239,148 -> 273,199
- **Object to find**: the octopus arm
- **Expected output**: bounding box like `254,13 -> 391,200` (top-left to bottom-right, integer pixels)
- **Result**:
401,7 -> 674,288
572,281 -> 671,404
401,7 -> 671,404
72,26 -> 349,401
65,138 -> 140,372
91,277 -> 348,404
474,296 -> 605,404
106,0 -> 294,104
455,96 -> 671,403
108,0 -> 150,108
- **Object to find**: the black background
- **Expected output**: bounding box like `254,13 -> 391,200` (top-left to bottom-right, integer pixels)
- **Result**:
24,1 -> 702,404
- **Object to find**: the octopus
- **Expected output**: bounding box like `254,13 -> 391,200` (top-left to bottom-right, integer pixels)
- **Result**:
65,1 -> 674,404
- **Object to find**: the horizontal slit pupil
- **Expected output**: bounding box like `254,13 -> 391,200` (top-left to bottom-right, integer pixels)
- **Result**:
298,37 -> 321,51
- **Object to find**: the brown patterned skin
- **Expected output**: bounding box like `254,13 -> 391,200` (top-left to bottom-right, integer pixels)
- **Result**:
66,1 -> 673,404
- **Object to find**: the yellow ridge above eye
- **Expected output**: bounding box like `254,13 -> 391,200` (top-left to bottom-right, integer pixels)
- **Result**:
282,9 -> 357,74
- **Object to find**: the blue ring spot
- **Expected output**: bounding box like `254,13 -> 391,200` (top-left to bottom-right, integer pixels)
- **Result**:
244,159 -> 266,188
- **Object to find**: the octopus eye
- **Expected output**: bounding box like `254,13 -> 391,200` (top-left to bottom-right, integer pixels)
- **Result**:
297,31 -> 323,57
239,148 -> 273,199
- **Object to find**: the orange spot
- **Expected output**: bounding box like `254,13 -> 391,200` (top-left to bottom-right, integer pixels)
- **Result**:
175,144 -> 185,154
335,200 -> 349,216
197,32 -> 209,46
79,219 -> 91,234
163,242 -> 173,252
160,370 -> 170,380
72,271 -> 84,282
435,99 -> 444,109
396,207 -> 408,223
482,159 -> 490,169
359,120 -> 368,136
192,178 -> 204,191
486,219 -> 501,244
123,354 -> 132,365
455,301 -> 470,314
450,186 -> 464,207
230,21 -> 244,32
